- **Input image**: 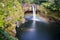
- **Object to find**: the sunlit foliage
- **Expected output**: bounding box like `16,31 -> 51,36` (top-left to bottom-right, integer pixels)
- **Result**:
0,0 -> 24,40
0,0 -> 23,31
42,0 -> 60,11
42,0 -> 60,20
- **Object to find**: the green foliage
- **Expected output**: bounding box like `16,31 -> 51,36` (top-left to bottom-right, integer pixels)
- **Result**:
42,2 -> 57,11
19,0 -> 34,3
0,0 -> 24,29
19,0 -> 48,4
0,19 -> 4,28
33,0 -> 48,4
42,0 -> 60,20
0,28 -> 18,40
0,0 -> 24,39
42,0 -> 60,11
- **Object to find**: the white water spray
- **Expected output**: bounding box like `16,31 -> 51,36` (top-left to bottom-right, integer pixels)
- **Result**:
32,5 -> 36,21
32,5 -> 36,28
27,5 -> 36,31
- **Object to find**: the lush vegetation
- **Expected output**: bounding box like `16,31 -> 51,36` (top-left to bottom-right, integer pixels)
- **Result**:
0,0 -> 60,40
42,0 -> 60,11
42,0 -> 60,20
19,0 -> 34,3
0,28 -> 18,40
0,0 -> 24,40
19,0 -> 48,4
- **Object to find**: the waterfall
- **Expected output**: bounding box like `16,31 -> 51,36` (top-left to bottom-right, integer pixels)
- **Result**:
32,5 -> 36,21
32,5 -> 36,28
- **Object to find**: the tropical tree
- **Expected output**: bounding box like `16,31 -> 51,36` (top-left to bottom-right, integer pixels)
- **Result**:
0,0 -> 24,40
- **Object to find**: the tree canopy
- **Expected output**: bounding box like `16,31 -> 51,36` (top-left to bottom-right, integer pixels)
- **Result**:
0,0 -> 24,40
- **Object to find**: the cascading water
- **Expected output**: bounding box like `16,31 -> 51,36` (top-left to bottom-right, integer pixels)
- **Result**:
32,5 -> 36,21
32,5 -> 36,28
27,5 -> 36,31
